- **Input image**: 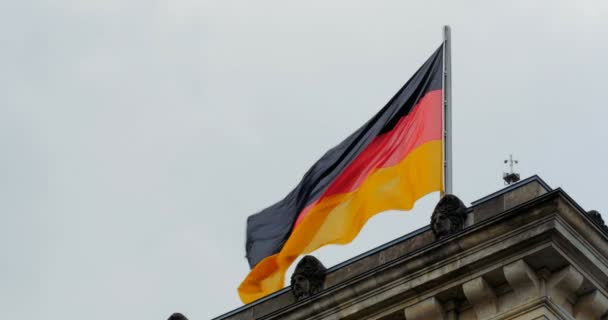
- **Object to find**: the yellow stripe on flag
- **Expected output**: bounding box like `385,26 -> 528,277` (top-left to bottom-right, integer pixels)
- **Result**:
238,140 -> 443,303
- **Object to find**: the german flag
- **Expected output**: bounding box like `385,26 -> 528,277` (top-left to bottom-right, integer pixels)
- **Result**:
239,44 -> 445,303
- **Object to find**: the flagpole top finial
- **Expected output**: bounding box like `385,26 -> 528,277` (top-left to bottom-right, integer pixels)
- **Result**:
443,25 -> 451,42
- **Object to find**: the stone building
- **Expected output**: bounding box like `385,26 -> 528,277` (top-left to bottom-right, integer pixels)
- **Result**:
213,176 -> 608,320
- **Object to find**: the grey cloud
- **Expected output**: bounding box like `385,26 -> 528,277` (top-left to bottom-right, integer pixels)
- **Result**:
2,0 -> 608,319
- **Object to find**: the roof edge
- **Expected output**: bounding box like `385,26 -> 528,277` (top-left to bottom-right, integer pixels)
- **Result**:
470,175 -> 551,206
213,175 -> 552,319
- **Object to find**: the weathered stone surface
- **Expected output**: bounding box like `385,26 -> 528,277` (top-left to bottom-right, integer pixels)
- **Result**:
574,290 -> 608,320
431,194 -> 467,239
547,265 -> 583,313
503,259 -> 540,303
404,297 -> 445,320
290,256 -> 326,301
462,277 -> 497,318
471,178 -> 549,223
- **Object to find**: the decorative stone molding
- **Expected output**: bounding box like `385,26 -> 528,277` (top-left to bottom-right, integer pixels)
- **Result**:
547,265 -> 583,312
462,277 -> 497,318
404,297 -> 445,320
290,255 -> 326,301
574,290 -> 608,320
431,194 -> 467,239
503,259 -> 540,303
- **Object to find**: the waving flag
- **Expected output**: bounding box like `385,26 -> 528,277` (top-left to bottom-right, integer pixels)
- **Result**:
239,44 -> 445,303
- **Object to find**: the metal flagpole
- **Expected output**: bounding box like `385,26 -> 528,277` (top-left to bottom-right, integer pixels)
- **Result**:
442,25 -> 453,196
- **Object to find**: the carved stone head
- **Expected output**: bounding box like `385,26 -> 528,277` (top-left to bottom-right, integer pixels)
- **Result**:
168,313 -> 188,320
290,255 -> 326,300
431,194 -> 467,239
587,210 -> 608,233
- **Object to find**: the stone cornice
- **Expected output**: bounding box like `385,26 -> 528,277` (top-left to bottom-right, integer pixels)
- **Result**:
251,189 -> 608,320
214,178 -> 608,320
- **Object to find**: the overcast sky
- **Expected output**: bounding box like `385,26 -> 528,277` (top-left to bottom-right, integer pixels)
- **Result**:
2,0 -> 608,319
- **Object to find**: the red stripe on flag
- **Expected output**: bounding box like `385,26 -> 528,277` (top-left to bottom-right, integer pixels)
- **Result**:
293,89 -> 442,227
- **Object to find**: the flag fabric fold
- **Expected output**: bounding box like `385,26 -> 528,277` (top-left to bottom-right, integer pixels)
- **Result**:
239,44 -> 445,303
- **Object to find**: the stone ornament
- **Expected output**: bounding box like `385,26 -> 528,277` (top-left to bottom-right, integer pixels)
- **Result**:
291,255 -> 326,301
431,194 -> 467,239
587,210 -> 608,233
168,313 -> 188,320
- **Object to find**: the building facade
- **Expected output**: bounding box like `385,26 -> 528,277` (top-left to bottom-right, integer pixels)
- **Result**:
214,176 -> 608,320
